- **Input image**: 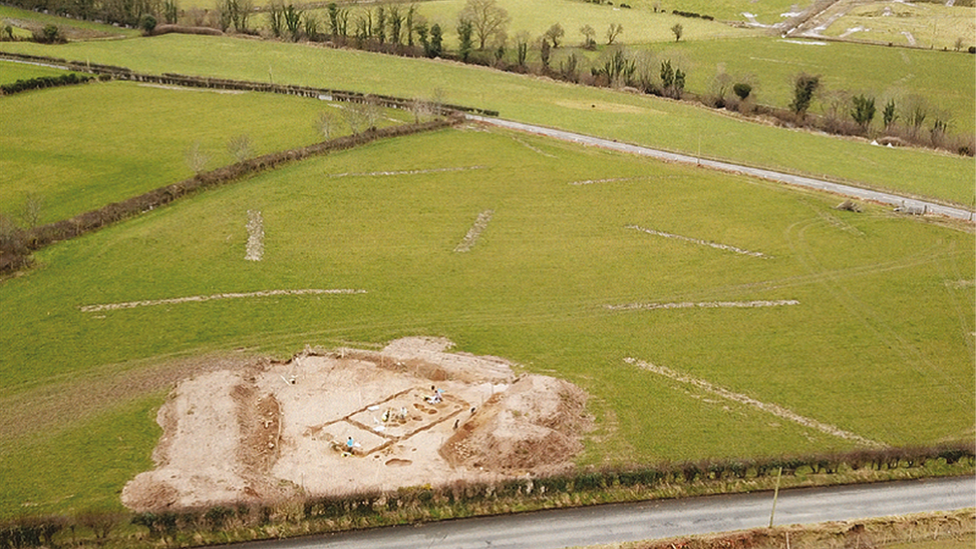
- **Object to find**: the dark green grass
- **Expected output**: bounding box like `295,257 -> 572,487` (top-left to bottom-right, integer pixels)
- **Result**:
0,80 -> 410,223
0,34 -> 971,206
1,127 -> 971,517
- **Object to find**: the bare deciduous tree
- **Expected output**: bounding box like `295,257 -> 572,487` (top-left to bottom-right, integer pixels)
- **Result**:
606,23 -> 623,45
343,96 -> 381,134
458,0 -> 510,50
409,97 -> 433,123
670,23 -> 682,42
185,142 -> 209,174
543,22 -> 564,48
317,111 -> 336,139
579,24 -> 596,48
227,134 -> 252,162
19,192 -> 42,229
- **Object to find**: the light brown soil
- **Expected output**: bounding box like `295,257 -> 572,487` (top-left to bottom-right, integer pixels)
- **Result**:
121,337 -> 590,512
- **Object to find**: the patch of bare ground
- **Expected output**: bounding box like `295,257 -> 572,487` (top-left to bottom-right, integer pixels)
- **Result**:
0,352 -> 267,450
121,337 -> 591,512
441,374 -> 590,473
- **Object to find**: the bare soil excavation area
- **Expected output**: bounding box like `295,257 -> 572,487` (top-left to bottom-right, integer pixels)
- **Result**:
122,337 -> 590,511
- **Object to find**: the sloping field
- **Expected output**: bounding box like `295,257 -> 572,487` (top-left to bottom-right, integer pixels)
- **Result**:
0,79 -> 410,223
1,126 -> 972,517
1,35 -> 972,205
0,4 -> 138,39
0,59 -> 73,84
806,0 -> 976,51
653,36 -> 975,130
375,0 -> 756,48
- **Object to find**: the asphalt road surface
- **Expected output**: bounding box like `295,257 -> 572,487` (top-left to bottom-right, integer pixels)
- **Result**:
467,116 -> 975,222
239,477 -> 975,549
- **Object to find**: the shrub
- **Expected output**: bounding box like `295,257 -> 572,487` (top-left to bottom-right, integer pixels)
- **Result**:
733,82 -> 751,100
204,506 -> 233,530
790,73 -> 820,118
77,511 -> 121,540
33,24 -> 65,44
141,14 -> 157,34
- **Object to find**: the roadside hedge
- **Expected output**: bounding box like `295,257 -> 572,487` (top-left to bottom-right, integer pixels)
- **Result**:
1,442 -> 972,548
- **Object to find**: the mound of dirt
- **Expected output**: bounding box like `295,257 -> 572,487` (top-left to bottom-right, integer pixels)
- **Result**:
440,375 -> 590,473
121,337 -> 590,512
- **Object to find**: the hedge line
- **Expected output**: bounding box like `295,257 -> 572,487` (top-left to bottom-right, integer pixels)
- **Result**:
0,73 -> 105,96
671,10 -> 715,21
0,117 -> 458,274
1,443 -> 972,548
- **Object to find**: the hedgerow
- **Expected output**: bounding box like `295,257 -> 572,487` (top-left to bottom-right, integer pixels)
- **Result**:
2,442 -> 970,548
0,73 -> 101,95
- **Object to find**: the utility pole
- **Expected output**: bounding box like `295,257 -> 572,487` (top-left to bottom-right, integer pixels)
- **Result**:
769,466 -> 783,528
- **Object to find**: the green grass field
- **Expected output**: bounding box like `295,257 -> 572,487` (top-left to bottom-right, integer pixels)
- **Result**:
0,35 -> 972,206
1,126 -> 973,518
0,80 -> 410,224
0,59 -> 72,83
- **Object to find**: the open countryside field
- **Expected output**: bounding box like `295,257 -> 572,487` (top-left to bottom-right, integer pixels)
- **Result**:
0,78 -> 410,223
1,125 -> 973,517
1,35 -> 973,206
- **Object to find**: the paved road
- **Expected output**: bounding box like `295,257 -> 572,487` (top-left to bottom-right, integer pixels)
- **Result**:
467,116 -> 975,222
240,477 -> 975,549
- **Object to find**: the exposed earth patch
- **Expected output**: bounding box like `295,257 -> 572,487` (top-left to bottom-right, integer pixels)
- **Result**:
122,337 -> 590,511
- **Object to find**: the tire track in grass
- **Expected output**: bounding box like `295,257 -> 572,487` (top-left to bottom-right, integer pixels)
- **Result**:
626,357 -> 887,448
935,243 -> 976,357
784,217 -> 972,411
79,289 -> 367,313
